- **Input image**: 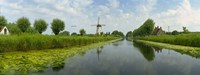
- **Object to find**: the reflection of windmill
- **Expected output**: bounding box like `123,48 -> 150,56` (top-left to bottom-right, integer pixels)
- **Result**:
96,46 -> 103,61
91,17 -> 105,35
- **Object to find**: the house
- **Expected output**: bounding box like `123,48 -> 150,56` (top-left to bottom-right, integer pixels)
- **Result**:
0,26 -> 9,35
152,26 -> 165,35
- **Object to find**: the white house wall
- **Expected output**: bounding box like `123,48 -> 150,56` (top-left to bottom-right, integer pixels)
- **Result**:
0,27 -> 10,35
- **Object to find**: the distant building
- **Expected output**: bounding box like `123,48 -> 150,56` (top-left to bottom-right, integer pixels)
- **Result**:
0,26 -> 9,35
152,26 -> 165,35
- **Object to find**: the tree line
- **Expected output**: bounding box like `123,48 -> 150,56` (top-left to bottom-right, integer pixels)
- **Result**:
0,16 -> 65,35
0,16 -> 125,37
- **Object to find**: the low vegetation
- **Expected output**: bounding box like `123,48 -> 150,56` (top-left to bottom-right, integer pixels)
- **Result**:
0,39 -> 117,75
139,33 -> 200,47
0,34 -> 118,52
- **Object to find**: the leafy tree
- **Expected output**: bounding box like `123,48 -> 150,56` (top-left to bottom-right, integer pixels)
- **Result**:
7,23 -> 22,34
132,18 -> 155,37
59,31 -> 70,36
51,19 -> 65,35
16,17 -> 31,32
71,32 -> 78,36
126,31 -> 133,38
79,29 -> 86,36
100,32 -> 104,36
111,30 -> 124,37
183,26 -> 189,33
0,16 -> 7,27
172,30 -> 179,35
34,19 -> 48,34
26,27 -> 38,34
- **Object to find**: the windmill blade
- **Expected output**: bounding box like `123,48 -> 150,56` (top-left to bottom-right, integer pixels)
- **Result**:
71,25 -> 77,27
91,25 -> 97,26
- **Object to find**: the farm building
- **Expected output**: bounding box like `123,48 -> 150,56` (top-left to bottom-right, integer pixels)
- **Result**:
152,26 -> 165,35
0,26 -> 9,35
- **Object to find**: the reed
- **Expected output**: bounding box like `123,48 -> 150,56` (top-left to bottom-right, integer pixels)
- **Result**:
0,34 -> 117,52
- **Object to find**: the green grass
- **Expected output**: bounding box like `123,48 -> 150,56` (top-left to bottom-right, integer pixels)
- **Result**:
136,40 -> 200,58
0,34 -> 118,52
0,39 -> 119,75
138,33 -> 200,47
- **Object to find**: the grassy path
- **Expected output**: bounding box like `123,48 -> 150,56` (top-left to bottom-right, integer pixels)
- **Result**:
135,40 -> 200,58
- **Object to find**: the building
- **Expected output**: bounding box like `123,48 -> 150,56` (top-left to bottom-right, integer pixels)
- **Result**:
0,26 -> 9,35
152,26 -> 165,35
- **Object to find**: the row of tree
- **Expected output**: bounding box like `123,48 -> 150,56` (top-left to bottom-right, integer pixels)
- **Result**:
126,18 -> 191,38
0,16 -> 65,35
1,16 -> 125,37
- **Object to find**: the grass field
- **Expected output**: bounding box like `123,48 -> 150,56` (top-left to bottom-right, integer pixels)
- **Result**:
0,34 -> 118,52
138,33 -> 200,47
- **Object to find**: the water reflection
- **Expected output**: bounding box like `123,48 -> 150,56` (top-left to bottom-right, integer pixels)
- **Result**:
96,46 -> 103,61
133,41 -> 155,62
133,41 -> 164,62
112,39 -> 124,47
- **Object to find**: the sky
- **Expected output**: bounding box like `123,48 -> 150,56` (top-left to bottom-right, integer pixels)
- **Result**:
0,0 -> 200,34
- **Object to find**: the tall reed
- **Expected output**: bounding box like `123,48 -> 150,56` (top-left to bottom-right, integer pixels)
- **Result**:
0,34 -> 117,52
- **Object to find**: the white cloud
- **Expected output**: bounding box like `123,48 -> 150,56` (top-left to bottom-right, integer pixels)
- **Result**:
108,0 -> 120,8
154,0 -> 200,31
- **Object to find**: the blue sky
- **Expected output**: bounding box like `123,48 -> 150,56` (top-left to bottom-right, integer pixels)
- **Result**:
0,0 -> 200,34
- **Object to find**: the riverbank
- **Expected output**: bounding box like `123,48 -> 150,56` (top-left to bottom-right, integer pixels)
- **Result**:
139,33 -> 200,47
135,40 -> 200,58
0,38 -> 121,75
0,34 -> 118,52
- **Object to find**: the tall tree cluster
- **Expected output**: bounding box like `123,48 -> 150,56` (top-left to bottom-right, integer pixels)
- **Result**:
132,18 -> 155,37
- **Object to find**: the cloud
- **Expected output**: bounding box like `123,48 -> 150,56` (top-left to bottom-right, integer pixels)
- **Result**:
154,0 -> 200,31
108,0 -> 120,8
1,0 -> 200,34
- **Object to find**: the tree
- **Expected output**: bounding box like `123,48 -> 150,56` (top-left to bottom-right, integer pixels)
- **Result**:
172,30 -> 179,35
183,27 -> 189,33
26,27 -> 38,34
59,31 -> 70,36
16,17 -> 31,32
7,23 -> 22,34
111,30 -> 124,37
100,32 -> 104,36
51,19 -> 65,35
126,31 -> 133,38
79,29 -> 86,36
71,32 -> 78,36
132,18 -> 155,37
34,19 -> 48,34
0,16 -> 7,27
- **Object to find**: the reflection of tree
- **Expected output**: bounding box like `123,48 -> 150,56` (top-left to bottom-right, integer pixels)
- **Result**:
112,39 -> 124,47
133,41 -> 155,62
96,46 -> 104,61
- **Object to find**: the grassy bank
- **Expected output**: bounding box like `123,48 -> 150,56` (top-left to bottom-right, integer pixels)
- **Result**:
0,34 -> 118,52
136,40 -> 200,58
139,33 -> 200,47
0,38 -> 119,75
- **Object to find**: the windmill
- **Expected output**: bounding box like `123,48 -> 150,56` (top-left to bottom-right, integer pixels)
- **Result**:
91,17 -> 105,35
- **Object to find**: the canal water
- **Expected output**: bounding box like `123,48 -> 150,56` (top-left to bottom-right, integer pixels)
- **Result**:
34,39 -> 200,75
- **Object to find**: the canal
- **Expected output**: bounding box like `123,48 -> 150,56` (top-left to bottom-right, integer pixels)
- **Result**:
34,39 -> 200,75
